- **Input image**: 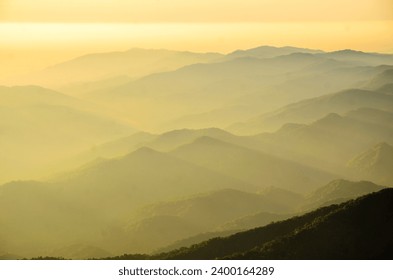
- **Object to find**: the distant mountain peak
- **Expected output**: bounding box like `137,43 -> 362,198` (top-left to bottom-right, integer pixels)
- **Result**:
331,49 -> 366,55
347,142 -> 393,185
158,127 -> 232,142
227,45 -> 322,59
130,146 -> 160,156
348,142 -> 393,169
304,179 -> 386,209
276,123 -> 306,134
313,112 -> 343,125
281,52 -> 315,58
191,136 -> 226,146
375,142 -> 392,151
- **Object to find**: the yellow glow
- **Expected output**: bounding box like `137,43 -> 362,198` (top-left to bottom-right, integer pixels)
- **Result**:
1,0 -> 392,22
1,20 -> 393,79
0,1 -> 392,78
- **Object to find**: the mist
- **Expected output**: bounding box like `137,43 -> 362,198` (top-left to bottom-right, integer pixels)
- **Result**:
1,41 -> 393,260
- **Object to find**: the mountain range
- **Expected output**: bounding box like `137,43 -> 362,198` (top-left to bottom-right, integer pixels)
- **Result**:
229,72 -> 393,134
13,49 -> 222,91
1,45 -> 393,260
1,175 -> 386,259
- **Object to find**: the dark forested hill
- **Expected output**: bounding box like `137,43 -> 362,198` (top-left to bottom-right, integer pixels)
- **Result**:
109,188 -> 393,260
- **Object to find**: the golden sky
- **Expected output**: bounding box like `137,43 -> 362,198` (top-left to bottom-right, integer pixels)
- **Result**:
0,0 -> 392,79
1,0 -> 392,22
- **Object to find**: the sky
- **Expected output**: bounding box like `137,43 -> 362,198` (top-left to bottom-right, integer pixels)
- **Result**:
0,0 -> 392,78
1,0 -> 392,22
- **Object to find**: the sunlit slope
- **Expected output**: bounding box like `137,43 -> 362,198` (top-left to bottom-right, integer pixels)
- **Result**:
347,142 -> 393,186
0,86 -> 134,183
152,188 -> 393,260
171,136 -> 334,193
15,48 -> 222,90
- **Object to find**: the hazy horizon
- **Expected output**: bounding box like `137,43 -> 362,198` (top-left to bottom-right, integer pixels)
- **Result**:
1,0 -> 393,78
1,0 -> 393,261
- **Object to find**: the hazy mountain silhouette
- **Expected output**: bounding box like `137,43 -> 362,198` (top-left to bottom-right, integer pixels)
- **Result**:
220,180 -> 386,231
62,131 -> 157,170
0,86 -> 134,183
247,111 -> 393,174
171,136 -> 334,193
60,127 -> 261,179
318,50 -> 393,66
173,63 -> 376,131
83,51 -> 374,131
77,179 -> 391,260
0,147 -> 256,258
162,105 -> 257,131
347,142 -> 393,185
54,147 -> 257,214
230,87 -> 393,134
302,179 -> 387,210
108,188 -> 295,254
132,188 -> 295,228
226,46 -> 322,60
345,107 -> 393,128
16,48 -> 222,90
366,68 -> 393,90
2,45 -> 393,261
144,128 -> 237,151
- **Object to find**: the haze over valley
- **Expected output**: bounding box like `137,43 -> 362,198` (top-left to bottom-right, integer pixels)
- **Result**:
1,41 -> 393,260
